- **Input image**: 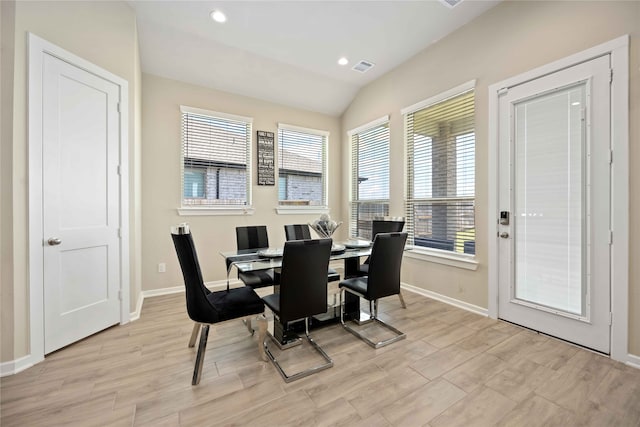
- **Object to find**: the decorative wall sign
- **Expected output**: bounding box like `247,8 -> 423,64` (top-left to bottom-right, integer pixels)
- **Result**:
257,130 -> 275,185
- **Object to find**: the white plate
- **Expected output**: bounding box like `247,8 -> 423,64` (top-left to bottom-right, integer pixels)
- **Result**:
331,244 -> 346,253
344,239 -> 372,249
257,248 -> 283,258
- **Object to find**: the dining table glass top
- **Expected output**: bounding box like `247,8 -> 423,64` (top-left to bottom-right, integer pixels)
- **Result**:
220,243 -> 372,273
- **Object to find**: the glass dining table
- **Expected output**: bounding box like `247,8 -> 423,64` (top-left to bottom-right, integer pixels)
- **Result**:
220,241 -> 372,347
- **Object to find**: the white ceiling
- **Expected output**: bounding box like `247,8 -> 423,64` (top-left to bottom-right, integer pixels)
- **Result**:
130,1 -> 500,116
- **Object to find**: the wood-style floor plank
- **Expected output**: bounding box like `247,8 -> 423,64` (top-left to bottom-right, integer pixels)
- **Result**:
1,291 -> 637,426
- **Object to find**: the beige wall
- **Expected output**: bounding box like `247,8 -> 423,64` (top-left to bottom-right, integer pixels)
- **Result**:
2,0 -> 141,362
141,74 -> 342,291
342,1 -> 640,353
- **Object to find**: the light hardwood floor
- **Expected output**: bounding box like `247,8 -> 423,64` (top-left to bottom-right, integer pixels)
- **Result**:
2,290 -> 640,426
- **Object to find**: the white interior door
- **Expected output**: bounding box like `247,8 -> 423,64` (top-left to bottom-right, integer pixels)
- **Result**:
497,55 -> 611,353
42,53 -> 121,353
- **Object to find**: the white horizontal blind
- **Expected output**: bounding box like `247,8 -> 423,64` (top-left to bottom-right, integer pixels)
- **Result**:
350,121 -> 390,239
278,126 -> 327,206
405,89 -> 475,254
181,108 -> 251,207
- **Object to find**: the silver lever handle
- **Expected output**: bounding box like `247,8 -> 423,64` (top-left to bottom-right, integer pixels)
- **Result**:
499,232 -> 509,239
48,237 -> 62,246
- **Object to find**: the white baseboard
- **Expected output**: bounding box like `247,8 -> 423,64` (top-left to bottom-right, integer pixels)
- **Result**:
0,355 -> 34,378
128,279 -> 236,321
626,353 -> 640,369
400,282 -> 488,317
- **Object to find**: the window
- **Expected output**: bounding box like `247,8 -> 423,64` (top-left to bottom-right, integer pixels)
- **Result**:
348,116 -> 390,239
181,106 -> 252,208
404,81 -> 475,255
278,124 -> 328,207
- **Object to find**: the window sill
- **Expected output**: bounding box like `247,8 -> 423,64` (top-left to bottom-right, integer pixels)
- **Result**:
177,207 -> 255,216
404,247 -> 478,271
275,206 -> 329,215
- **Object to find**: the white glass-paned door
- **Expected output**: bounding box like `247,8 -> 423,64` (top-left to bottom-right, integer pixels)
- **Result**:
497,54 -> 610,354
514,85 -> 586,316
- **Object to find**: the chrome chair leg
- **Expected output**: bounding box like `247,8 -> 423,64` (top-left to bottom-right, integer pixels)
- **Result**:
264,318 -> 333,383
339,289 -> 406,349
192,324 -> 210,385
256,314 -> 268,362
398,291 -> 407,309
188,323 -> 200,348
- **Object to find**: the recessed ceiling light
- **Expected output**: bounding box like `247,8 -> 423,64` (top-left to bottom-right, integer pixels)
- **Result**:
210,10 -> 227,23
338,57 -> 349,66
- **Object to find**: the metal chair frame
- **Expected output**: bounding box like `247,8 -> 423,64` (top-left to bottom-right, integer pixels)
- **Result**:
339,289 -> 406,349
263,317 -> 333,383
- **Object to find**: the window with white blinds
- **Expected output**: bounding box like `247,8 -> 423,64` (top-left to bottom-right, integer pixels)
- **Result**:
181,106 -> 252,207
278,124 -> 328,207
349,117 -> 390,239
404,83 -> 476,255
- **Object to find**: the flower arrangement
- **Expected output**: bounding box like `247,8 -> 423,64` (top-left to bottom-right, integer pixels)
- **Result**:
309,214 -> 342,238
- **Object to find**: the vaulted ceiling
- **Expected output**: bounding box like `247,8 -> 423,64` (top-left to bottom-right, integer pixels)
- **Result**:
130,1 -> 501,116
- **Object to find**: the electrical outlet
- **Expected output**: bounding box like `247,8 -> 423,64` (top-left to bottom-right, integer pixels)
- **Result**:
158,262 -> 166,273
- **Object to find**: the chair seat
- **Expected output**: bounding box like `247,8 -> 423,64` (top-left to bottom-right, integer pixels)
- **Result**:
262,293 -> 280,315
328,267 -> 340,282
238,269 -> 275,288
207,286 -> 265,322
339,277 -> 369,296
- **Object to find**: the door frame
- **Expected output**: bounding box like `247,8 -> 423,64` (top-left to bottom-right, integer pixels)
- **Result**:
488,35 -> 629,362
27,33 -> 130,365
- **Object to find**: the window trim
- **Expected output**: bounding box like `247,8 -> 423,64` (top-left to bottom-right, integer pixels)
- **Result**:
276,122 -> 329,214
403,81 -> 476,264
179,105 -> 253,215
405,246 -> 479,271
347,115 -> 389,137
401,79 -> 476,116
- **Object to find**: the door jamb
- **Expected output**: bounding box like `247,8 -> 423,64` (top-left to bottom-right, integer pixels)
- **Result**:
488,35 -> 629,362
27,33 -> 130,366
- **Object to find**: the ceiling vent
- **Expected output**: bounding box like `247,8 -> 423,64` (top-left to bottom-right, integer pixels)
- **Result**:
439,0 -> 464,8
352,60 -> 375,73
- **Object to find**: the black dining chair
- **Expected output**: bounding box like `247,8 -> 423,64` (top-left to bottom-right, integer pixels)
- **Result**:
284,224 -> 340,283
357,218 -> 407,308
171,224 -> 267,385
233,225 -> 276,289
339,232 -> 408,348
262,238 -> 334,382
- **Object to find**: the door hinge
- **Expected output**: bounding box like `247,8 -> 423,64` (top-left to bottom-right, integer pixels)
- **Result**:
117,102 -> 121,113
609,68 -> 613,84
609,230 -> 613,245
609,150 -> 613,165
118,228 -> 122,238
117,165 -> 122,175
118,290 -> 123,301
498,87 -> 508,96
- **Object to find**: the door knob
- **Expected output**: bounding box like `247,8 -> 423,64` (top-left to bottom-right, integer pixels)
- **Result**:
47,237 -> 62,246
499,232 -> 509,239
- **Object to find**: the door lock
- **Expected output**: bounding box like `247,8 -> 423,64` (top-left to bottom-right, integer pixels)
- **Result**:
499,211 -> 510,225
47,237 -> 62,246
499,232 -> 509,239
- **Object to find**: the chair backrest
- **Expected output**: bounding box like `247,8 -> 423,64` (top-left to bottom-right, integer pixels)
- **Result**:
284,224 -> 312,241
367,232 -> 408,300
171,230 -> 219,324
278,238 -> 332,322
236,226 -> 269,250
371,219 -> 405,238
